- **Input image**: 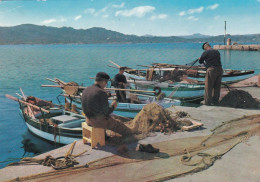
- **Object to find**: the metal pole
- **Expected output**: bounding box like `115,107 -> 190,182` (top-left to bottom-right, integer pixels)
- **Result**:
224,21 -> 226,45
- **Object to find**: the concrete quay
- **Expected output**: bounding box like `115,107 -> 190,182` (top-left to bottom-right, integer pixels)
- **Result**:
0,76 -> 260,182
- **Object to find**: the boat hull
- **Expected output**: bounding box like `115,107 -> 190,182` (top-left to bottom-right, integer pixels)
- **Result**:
188,72 -> 255,84
128,82 -> 205,101
66,95 -> 181,118
22,112 -> 83,145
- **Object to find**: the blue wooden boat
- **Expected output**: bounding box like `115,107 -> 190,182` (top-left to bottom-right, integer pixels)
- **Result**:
43,78 -> 182,118
63,93 -> 181,118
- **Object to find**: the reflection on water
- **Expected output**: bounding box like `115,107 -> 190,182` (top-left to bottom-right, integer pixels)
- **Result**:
222,50 -> 232,69
21,130 -> 57,156
21,139 -> 41,156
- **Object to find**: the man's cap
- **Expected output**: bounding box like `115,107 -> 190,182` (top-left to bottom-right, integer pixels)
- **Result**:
202,42 -> 210,50
96,72 -> 110,80
119,67 -> 125,71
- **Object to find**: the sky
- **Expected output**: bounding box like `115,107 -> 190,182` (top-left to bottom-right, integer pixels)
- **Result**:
0,0 -> 259,36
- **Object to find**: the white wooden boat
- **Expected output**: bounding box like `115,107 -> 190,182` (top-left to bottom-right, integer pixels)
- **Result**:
126,62 -> 255,84
187,69 -> 255,83
124,72 -> 205,102
6,94 -> 85,145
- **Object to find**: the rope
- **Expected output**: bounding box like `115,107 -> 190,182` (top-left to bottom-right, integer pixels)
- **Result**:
7,141 -> 87,170
167,85 -> 181,98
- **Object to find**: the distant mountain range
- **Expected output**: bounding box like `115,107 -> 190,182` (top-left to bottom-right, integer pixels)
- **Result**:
0,24 -> 259,45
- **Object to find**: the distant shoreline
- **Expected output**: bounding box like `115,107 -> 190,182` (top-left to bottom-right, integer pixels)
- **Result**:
0,24 -> 259,45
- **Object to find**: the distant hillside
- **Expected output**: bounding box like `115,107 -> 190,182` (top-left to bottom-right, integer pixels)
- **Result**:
179,33 -> 212,39
0,24 -> 259,45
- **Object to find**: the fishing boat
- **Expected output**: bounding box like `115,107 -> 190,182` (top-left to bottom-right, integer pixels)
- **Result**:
108,61 -> 255,101
187,69 -> 255,84
126,78 -> 205,102
108,61 -> 205,102
63,92 -> 181,118
42,78 -> 182,118
135,62 -> 255,84
6,93 -> 84,145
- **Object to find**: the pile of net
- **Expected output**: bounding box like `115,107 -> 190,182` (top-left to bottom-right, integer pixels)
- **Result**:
126,103 -> 193,136
219,89 -> 260,108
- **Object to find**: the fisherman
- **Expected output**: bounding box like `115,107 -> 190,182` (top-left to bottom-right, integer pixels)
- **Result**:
81,72 -> 136,137
114,67 -> 127,102
199,42 -> 223,105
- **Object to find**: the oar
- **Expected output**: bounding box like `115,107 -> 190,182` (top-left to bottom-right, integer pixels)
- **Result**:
5,94 -> 50,113
62,94 -> 81,98
136,65 -> 153,68
107,64 -> 119,69
41,85 -> 161,95
54,78 -> 67,85
41,85 -> 62,88
109,60 -> 121,68
105,88 -> 158,95
46,78 -> 59,83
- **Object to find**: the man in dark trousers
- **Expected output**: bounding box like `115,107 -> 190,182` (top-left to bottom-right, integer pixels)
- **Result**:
81,72 -> 134,137
114,67 -> 127,102
199,42 -> 223,105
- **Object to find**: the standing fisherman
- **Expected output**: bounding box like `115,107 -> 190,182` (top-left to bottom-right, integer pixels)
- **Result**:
199,42 -> 223,105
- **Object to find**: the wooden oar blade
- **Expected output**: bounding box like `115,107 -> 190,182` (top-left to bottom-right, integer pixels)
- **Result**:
5,94 -> 18,102
109,60 -> 121,68
46,78 -> 59,83
5,94 -> 50,113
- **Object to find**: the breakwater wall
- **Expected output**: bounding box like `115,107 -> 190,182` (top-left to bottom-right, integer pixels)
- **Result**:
214,44 -> 260,51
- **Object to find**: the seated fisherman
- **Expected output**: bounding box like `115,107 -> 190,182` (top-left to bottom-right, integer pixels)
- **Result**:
114,67 -> 127,102
81,72 -> 136,137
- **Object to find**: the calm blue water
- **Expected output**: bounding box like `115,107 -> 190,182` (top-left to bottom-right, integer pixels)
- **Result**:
0,43 -> 259,168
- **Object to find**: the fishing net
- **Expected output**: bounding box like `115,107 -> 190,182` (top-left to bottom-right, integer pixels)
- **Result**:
13,114 -> 260,181
219,89 -> 260,108
106,103 -> 197,144
126,103 -> 178,135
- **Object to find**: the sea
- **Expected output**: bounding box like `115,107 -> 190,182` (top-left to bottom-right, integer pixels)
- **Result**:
0,43 -> 260,169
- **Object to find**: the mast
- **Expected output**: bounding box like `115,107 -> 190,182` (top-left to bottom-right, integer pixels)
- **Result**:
224,20 -> 226,45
